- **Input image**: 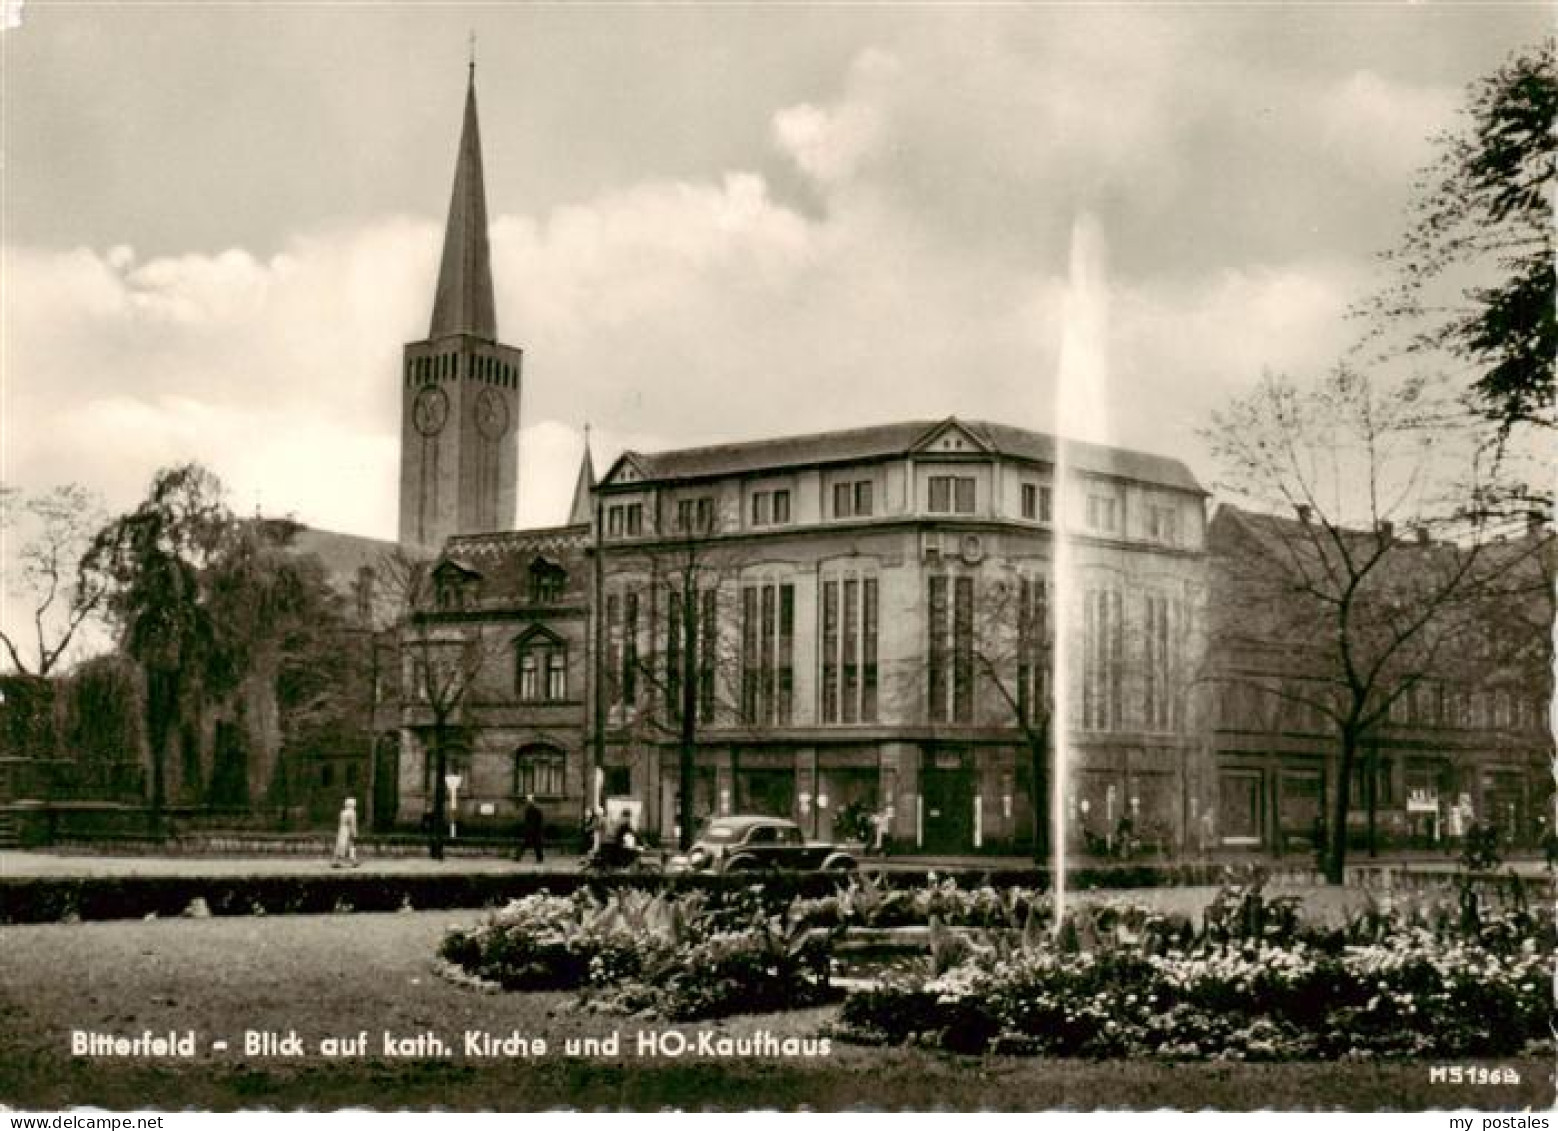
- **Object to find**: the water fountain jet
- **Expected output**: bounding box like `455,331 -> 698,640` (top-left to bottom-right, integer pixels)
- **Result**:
1050,211 -> 1112,933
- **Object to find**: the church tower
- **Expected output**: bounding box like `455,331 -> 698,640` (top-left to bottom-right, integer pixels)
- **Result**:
398,65 -> 522,550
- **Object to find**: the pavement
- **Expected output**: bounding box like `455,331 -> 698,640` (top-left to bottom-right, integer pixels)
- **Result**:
2,847 -> 1549,879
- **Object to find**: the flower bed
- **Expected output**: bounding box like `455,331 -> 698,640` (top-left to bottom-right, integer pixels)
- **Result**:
438,887 -> 835,1021
829,881 -> 1554,1061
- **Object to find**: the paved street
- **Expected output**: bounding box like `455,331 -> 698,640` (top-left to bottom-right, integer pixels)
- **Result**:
2,846 -> 1549,879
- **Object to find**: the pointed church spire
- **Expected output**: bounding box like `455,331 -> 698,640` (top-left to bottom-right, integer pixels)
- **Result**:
568,426 -> 596,526
429,66 -> 498,341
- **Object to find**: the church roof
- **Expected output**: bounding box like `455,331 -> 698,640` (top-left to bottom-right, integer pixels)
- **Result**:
568,437 -> 596,525
285,525 -> 400,587
428,69 -> 498,341
606,418 -> 1205,495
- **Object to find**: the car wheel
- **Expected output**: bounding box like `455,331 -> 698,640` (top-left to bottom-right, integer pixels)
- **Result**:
723,856 -> 760,872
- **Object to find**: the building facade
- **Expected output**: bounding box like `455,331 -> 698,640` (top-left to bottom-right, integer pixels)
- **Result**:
385,524 -> 592,840
589,420 -> 1211,853
1207,504 -> 1554,854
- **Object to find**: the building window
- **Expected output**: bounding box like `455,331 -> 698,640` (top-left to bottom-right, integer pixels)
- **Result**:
741,581 -> 795,726
515,744 -> 566,798
1143,592 -> 1178,732
928,475 -> 976,515
1085,495 -> 1119,534
1016,575 -> 1049,725
1082,587 -> 1123,730
751,489 -> 791,527
434,574 -> 468,610
607,503 -> 643,538
832,480 -> 875,519
516,631 -> 568,703
675,496 -> 715,534
606,592 -> 638,709
1020,483 -> 1054,522
1148,505 -> 1178,545
666,587 -> 719,725
528,559 -> 566,604
927,574 -> 973,723
821,573 -> 879,724
518,650 -> 539,700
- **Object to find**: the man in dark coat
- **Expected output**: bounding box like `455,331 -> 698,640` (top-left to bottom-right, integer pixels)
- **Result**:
520,796 -> 545,864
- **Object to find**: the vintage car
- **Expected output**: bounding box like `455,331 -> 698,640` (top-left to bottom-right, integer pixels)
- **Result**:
667,815 -> 858,874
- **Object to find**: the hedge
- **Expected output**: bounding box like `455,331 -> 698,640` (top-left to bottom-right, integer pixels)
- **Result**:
3,861 -> 1536,924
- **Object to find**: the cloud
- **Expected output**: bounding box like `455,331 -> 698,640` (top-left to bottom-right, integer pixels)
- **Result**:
1317,69 -> 1458,177
3,25 -> 1454,606
771,48 -> 897,187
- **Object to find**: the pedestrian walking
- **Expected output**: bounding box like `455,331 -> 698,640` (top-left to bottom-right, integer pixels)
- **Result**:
520,795 -> 545,864
333,797 -> 359,868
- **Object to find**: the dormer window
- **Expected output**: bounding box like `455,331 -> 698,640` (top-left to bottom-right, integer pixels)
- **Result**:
432,561 -> 480,610
528,557 -> 567,604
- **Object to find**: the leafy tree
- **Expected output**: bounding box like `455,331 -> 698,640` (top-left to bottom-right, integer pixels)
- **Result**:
203,518 -> 343,808
0,483 -> 109,676
83,466 -> 358,829
83,465 -> 229,832
1364,39 -> 1555,435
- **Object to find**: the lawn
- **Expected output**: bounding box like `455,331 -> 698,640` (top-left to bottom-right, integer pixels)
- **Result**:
0,907 -> 1548,1111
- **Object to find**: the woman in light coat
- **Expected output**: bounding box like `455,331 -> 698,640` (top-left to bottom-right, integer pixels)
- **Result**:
333,798 -> 359,868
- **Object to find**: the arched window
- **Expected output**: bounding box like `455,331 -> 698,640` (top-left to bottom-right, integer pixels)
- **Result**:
515,626 -> 568,703
515,744 -> 566,798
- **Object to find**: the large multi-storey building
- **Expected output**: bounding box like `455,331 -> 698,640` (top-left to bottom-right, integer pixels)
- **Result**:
585,421 -> 1209,853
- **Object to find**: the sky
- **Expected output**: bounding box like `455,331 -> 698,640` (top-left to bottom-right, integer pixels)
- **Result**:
1,2 -> 1548,649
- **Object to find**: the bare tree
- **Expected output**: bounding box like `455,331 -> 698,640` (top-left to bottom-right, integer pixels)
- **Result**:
965,564 -> 1055,861
600,523 -> 748,850
0,483 -> 109,676
1205,367 -> 1547,882
373,548 -> 508,860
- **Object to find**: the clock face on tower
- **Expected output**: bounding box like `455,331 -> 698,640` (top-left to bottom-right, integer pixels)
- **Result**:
474,387 -> 510,439
412,386 -> 449,436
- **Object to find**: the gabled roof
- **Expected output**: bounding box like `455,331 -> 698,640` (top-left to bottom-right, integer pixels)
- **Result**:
428,70 -> 497,341
598,418 -> 1204,494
